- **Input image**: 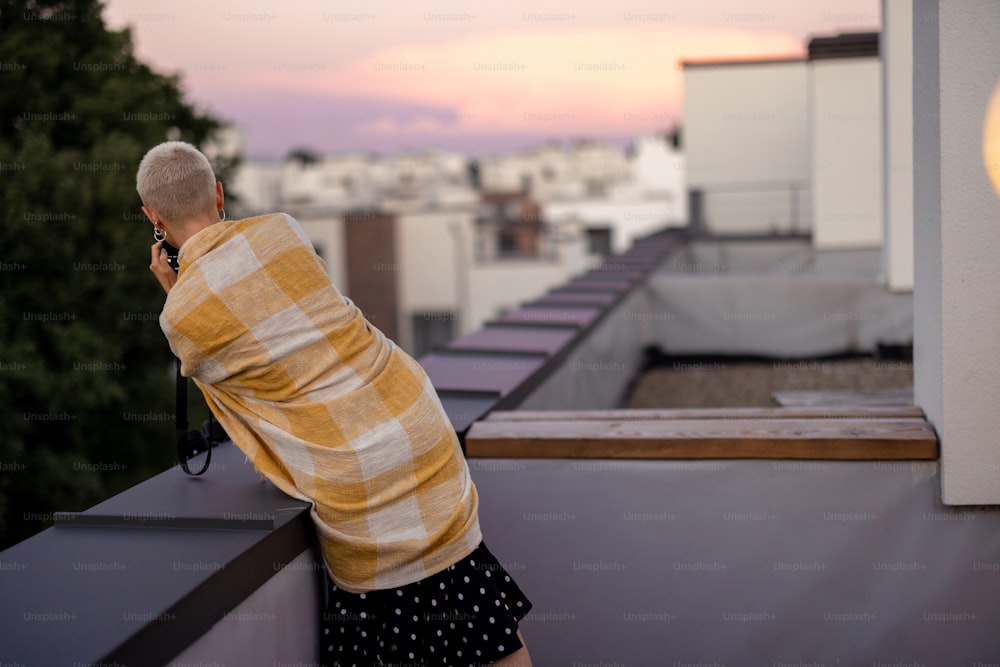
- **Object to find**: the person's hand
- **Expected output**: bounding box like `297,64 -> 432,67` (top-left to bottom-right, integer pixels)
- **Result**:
150,240 -> 177,295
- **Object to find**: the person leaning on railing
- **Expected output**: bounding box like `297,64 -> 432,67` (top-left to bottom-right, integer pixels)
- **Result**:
136,141 -> 533,667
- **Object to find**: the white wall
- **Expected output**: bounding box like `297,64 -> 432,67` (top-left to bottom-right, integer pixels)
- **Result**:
297,215 -> 348,294
228,161 -> 282,217
395,209 -> 591,346
541,136 -> 687,253
478,142 -> 630,200
294,206 -> 592,354
465,235 -> 592,336
683,60 -> 810,234
883,0 -> 916,290
544,200 -> 682,254
811,58 -> 884,249
913,0 -> 1000,505
632,135 -> 686,202
394,209 -> 466,351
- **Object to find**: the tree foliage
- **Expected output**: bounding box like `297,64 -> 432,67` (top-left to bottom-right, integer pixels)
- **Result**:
0,0 -> 236,548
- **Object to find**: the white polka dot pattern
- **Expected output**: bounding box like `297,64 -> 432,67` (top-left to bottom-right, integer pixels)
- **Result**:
320,542 -> 531,666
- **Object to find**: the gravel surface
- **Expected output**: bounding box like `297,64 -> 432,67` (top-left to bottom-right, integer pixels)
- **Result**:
626,357 -> 914,408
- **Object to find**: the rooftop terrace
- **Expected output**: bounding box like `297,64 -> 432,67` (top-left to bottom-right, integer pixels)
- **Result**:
2,229 -> 999,666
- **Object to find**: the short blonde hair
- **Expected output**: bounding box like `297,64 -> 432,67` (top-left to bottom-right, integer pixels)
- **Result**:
136,141 -> 217,223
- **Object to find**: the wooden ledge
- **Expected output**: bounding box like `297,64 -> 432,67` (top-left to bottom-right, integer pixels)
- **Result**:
466,409 -> 938,460
484,406 -> 927,421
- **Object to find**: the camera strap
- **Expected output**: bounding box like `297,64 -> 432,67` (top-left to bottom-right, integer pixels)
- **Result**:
175,357 -> 212,476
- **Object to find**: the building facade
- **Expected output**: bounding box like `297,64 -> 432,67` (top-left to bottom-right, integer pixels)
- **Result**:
229,137 -> 684,356
683,33 -> 884,255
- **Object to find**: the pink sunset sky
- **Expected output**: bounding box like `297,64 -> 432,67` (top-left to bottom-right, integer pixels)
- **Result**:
101,0 -> 880,159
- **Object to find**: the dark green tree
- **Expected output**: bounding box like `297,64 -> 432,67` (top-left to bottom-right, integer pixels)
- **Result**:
0,0 -> 237,548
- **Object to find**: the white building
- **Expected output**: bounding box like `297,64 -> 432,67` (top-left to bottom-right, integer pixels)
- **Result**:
478,139 -> 632,201
810,35 -> 884,250
269,149 -> 476,213
227,135 -> 684,356
286,203 -> 592,356
683,33 -> 884,255
228,147 -> 595,356
683,57 -> 810,236
228,160 -> 283,214
543,135 -> 687,255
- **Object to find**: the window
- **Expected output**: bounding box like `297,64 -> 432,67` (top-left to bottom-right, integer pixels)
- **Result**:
412,312 -> 456,358
474,216 -> 554,262
586,227 -> 613,256
498,226 -> 519,257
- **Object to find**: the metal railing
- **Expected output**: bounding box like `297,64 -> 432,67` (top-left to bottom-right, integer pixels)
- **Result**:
689,181 -> 810,236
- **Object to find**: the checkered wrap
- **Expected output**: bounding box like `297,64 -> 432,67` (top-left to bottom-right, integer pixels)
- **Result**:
159,213 -> 481,593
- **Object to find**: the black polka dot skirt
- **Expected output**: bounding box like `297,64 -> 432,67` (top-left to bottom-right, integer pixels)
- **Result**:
321,541 -> 532,666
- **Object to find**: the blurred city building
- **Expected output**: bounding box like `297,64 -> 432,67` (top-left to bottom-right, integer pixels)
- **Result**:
227,135 -> 685,356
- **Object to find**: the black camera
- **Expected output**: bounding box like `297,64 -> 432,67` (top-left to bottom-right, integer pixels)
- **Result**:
162,240 -> 181,273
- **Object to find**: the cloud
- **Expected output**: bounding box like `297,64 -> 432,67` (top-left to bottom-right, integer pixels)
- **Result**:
250,25 -> 804,135
357,116 -> 457,135
206,91 -> 461,156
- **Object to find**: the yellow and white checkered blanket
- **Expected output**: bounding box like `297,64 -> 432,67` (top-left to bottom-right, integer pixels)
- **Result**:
160,212 -> 480,592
